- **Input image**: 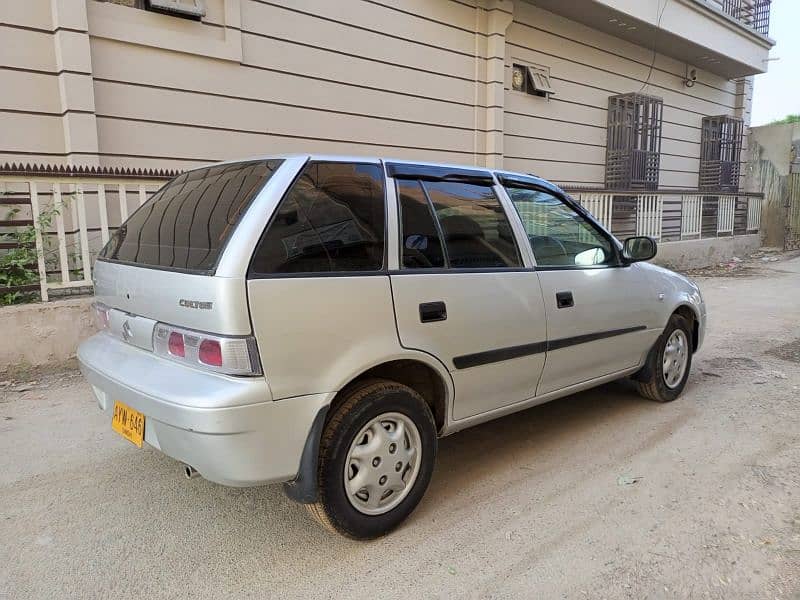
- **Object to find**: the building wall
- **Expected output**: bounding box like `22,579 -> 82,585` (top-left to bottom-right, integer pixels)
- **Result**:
0,0 -> 754,187
0,2 -> 68,164
502,1 -> 751,188
748,122 -> 800,248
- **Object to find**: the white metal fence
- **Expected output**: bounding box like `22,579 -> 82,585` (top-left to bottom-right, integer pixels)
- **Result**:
635,194 -> 664,240
570,190 -> 765,243
717,195 -> 736,234
746,196 -> 762,232
680,195 -> 703,239
572,193 -> 614,231
1,174 -> 169,301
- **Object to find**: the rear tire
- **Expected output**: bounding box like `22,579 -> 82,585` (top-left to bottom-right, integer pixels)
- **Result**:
636,313 -> 693,402
305,379 -> 437,539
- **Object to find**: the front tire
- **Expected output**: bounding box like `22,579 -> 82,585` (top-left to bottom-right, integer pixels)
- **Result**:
635,313 -> 693,402
306,379 -> 437,539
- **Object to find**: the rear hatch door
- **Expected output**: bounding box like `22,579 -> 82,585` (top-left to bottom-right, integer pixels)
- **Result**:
93,159 -> 287,336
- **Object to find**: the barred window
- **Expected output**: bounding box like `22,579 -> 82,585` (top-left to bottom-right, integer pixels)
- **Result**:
605,93 -> 663,190
699,116 -> 744,192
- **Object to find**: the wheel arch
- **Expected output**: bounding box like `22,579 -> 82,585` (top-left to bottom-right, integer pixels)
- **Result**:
328,354 -> 453,434
283,352 -> 453,505
672,303 -> 701,353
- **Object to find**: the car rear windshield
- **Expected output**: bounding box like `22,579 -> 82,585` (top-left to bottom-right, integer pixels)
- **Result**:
99,159 -> 283,273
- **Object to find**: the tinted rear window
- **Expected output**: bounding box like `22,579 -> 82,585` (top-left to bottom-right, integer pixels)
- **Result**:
249,161 -> 385,274
99,160 -> 283,273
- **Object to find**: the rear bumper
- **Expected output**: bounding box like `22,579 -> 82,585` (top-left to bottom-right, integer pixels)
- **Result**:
78,333 -> 332,487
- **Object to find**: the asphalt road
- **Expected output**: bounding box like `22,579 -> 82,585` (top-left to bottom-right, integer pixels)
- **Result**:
2,256 -> 800,599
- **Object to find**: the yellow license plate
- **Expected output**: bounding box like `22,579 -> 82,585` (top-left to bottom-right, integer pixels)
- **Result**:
111,401 -> 145,448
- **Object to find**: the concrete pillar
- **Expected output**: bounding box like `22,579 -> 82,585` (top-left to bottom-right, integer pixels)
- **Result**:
475,0 -> 513,169
50,0 -> 99,166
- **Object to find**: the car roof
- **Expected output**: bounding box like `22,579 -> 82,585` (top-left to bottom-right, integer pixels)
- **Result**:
181,154 -> 566,196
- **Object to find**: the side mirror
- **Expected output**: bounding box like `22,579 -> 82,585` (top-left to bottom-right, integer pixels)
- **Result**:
622,236 -> 657,263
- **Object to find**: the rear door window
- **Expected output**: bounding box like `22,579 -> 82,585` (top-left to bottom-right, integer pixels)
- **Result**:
99,160 -> 283,273
399,180 -> 521,269
249,161 -> 385,274
397,179 -> 446,269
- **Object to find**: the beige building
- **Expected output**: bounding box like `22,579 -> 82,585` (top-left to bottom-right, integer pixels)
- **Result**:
0,0 -> 777,286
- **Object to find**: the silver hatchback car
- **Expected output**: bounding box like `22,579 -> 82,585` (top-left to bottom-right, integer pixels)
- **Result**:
78,155 -> 706,539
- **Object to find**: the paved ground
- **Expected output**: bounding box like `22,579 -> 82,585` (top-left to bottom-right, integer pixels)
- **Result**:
2,256 -> 800,600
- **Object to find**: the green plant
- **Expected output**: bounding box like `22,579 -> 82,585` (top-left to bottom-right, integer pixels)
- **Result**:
0,203 -> 61,306
768,114 -> 800,126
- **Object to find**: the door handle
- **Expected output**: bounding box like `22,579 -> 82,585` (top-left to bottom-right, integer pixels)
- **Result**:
556,291 -> 574,309
419,301 -> 447,323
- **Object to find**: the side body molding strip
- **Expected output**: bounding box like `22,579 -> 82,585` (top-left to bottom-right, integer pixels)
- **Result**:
452,326 -> 648,370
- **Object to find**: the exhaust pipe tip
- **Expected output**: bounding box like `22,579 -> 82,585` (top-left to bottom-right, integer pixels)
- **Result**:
183,464 -> 199,479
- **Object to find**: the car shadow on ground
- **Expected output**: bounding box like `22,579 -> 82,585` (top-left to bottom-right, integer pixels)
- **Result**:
132,378 -> 662,537
415,379 -> 661,516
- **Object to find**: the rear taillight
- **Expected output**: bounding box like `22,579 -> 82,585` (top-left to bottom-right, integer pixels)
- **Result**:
168,332 -> 185,357
153,323 -> 261,376
93,302 -> 110,330
198,339 -> 223,367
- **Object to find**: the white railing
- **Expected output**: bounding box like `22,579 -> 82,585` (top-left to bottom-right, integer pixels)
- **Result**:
636,194 -> 664,240
1,174 -> 169,301
717,195 -> 736,234
573,193 -> 613,230
566,189 -> 765,245
746,196 -> 762,232
681,195 -> 703,239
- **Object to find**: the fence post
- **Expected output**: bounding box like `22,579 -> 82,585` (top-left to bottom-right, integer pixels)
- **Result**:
98,184 -> 109,244
52,183 -> 71,285
28,181 -> 49,302
119,183 -> 128,222
75,184 -> 92,284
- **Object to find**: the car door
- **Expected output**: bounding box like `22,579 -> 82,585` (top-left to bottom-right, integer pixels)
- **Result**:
500,181 -> 662,396
387,165 -> 548,421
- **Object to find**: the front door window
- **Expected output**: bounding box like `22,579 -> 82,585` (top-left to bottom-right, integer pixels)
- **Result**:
505,187 -> 614,268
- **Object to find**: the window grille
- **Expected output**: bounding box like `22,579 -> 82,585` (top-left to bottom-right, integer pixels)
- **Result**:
699,115 -> 743,192
605,93 -> 664,190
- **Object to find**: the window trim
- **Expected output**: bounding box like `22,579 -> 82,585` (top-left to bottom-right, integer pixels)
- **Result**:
499,180 -> 626,271
394,177 -> 525,273
385,163 -> 494,185
246,159 -> 389,279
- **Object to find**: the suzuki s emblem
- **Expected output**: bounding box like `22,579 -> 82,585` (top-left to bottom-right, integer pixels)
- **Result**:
121,320 -> 133,342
